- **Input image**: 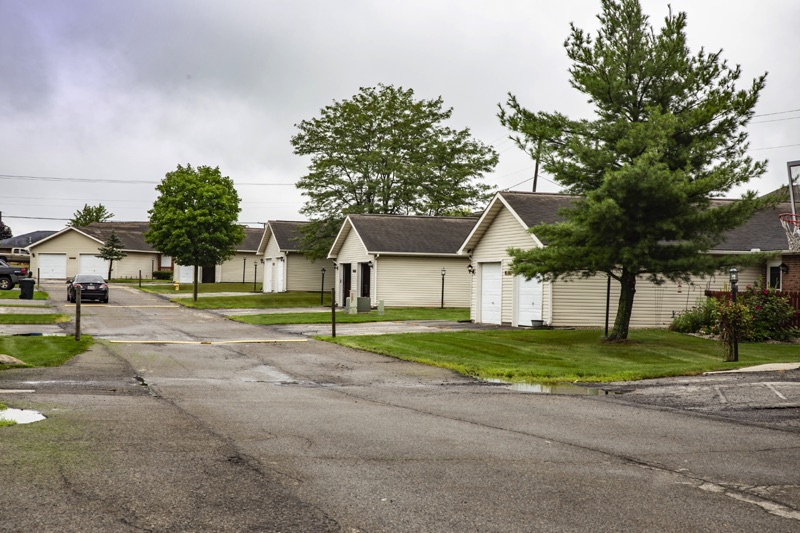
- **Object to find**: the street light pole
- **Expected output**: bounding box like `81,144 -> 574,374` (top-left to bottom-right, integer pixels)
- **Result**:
440,268 -> 446,309
321,267 -> 326,305
729,268 -> 739,362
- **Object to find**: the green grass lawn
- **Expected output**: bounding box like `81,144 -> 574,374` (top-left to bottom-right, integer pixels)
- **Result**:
325,329 -> 800,383
0,335 -> 94,369
232,307 -> 469,325
141,282 -> 262,294
0,314 -> 70,324
0,289 -> 49,300
175,291 -> 331,309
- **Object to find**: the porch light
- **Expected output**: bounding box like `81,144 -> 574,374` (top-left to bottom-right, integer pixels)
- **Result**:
728,268 -> 738,284
467,264 -> 475,275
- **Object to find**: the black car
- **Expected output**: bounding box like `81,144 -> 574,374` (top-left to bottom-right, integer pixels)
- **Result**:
67,274 -> 109,303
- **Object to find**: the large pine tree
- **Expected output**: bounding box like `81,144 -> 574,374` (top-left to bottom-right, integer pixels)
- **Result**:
499,0 -> 773,340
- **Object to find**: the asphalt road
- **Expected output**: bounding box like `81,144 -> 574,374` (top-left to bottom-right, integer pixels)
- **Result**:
1,283 -> 798,532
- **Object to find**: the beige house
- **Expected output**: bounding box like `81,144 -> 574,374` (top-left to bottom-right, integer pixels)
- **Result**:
256,221 -> 334,293
328,214 -> 476,308
172,227 -> 265,284
28,222 -> 166,280
458,191 -> 775,328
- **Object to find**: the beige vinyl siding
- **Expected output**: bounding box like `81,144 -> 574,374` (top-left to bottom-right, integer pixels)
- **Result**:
550,266 -> 762,328
217,252 -> 262,283
31,230 -> 161,279
286,254 -> 335,291
376,256 -> 471,307
334,230 -> 371,304
469,207 -> 543,324
111,253 -> 161,279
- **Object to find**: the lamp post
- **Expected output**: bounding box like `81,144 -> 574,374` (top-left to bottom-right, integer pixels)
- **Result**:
440,268 -> 446,309
321,267 -> 326,305
253,261 -> 258,292
729,267 -> 739,362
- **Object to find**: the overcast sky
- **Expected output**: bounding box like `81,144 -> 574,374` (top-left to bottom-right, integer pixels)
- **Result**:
2,0 -> 799,237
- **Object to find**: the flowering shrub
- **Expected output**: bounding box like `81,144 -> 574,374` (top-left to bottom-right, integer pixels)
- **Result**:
670,282 -> 797,342
739,284 -> 796,342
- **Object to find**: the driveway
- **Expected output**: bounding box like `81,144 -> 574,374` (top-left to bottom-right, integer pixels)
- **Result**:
1,283 -> 799,531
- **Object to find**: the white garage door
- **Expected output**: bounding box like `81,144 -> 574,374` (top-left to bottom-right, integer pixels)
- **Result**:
79,254 -> 109,276
480,262 -> 502,325
177,264 -> 194,283
38,253 -> 67,279
263,260 -> 273,293
515,275 -> 543,326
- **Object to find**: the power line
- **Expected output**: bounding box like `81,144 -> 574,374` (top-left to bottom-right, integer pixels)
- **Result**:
0,174 -> 295,186
753,108 -> 800,118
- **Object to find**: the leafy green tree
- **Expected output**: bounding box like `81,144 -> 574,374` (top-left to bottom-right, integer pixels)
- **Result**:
292,83 -> 498,259
145,164 -> 244,301
69,204 -> 113,227
0,221 -> 11,240
499,0 -> 772,340
96,230 -> 127,279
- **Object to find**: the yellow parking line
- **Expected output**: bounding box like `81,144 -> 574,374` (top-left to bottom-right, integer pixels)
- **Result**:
109,339 -> 307,345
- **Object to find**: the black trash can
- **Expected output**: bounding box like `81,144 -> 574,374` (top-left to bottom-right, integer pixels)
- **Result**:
19,278 -> 35,300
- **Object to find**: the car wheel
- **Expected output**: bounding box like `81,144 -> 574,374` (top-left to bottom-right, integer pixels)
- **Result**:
0,277 -> 12,290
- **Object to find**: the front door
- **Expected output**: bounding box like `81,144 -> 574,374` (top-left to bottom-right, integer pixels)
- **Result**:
201,265 -> 216,283
359,262 -> 371,299
341,263 -> 351,305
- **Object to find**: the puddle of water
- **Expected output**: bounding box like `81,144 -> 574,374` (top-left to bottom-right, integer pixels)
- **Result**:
0,408 -> 46,424
486,379 -> 615,395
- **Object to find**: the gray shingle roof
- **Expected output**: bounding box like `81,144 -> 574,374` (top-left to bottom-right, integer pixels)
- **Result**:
77,222 -> 154,252
75,222 -> 262,253
269,221 -> 306,251
493,191 -> 793,252
1,230 -> 57,249
347,214 -> 478,254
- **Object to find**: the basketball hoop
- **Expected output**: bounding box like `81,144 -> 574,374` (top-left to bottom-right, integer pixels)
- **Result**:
779,213 -> 800,252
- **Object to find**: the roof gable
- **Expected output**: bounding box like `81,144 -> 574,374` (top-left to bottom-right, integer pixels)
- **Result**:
257,221 -> 307,255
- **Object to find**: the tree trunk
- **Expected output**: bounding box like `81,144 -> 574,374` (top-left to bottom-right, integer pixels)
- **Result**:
193,264 -> 199,302
107,261 -> 113,280
608,269 -> 637,341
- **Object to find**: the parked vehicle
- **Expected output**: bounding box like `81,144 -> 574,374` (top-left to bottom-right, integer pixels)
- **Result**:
67,274 -> 109,303
0,259 -> 27,290
0,248 -> 31,264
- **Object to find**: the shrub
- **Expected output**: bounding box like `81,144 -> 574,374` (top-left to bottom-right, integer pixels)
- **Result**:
153,270 -> 173,280
739,284 -> 796,342
669,297 -> 719,334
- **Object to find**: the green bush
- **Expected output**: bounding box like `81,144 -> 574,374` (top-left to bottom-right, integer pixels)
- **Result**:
669,297 -> 719,334
739,284 -> 797,342
153,270 -> 173,280
673,284 -> 798,342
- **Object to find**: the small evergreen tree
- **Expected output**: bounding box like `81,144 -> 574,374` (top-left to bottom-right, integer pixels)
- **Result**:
97,230 -> 127,279
499,0 -> 773,340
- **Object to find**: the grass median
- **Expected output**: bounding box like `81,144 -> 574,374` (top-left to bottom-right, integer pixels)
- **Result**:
0,335 -> 94,370
233,307 -> 469,325
0,314 -> 70,325
325,329 -> 800,383
174,291 -> 331,309
141,282 -> 262,295
0,289 -> 49,300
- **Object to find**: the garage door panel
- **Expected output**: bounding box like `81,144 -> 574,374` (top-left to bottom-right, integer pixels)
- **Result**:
480,263 -> 501,325
79,254 -> 109,276
38,254 -> 67,279
515,275 -> 543,326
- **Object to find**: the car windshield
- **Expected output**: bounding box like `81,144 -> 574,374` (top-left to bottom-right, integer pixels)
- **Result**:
74,275 -> 105,284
